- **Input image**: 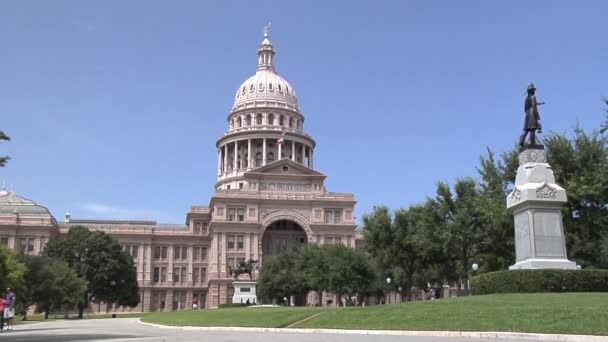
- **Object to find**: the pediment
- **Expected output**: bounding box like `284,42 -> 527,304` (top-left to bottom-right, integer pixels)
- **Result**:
244,159 -> 325,178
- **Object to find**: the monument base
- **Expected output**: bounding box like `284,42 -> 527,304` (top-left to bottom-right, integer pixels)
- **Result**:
232,281 -> 257,305
509,258 -> 577,270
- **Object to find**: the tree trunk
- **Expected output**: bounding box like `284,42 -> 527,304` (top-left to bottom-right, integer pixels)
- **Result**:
44,309 -> 49,320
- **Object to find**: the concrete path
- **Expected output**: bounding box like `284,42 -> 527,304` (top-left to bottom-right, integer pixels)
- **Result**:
0,317 -> 523,342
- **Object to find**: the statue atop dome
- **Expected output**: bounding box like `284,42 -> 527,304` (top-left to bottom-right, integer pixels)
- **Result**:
264,22 -> 271,38
518,83 -> 545,150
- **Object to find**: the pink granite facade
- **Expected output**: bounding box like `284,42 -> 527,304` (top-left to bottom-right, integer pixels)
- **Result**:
0,29 -> 363,312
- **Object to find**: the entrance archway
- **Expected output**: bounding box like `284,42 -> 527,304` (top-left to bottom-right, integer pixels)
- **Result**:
261,220 -> 307,256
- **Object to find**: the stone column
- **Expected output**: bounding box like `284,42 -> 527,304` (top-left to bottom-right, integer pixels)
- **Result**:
507,147 -> 577,270
247,139 -> 252,170
310,148 -> 314,168
223,144 -> 228,174
291,140 -> 296,161
278,140 -> 282,159
301,143 -> 306,165
217,148 -> 222,176
262,138 -> 267,166
138,244 -> 145,283
168,244 -> 174,285
165,290 -> 173,312
233,141 -> 238,172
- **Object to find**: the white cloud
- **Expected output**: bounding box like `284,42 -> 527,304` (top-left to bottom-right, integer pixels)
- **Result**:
78,202 -> 172,222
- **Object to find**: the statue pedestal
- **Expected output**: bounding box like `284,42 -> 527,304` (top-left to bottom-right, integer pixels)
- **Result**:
507,147 -> 577,270
232,281 -> 257,305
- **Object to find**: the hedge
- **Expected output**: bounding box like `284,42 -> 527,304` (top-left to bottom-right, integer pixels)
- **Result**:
218,303 -> 250,308
471,269 -> 608,295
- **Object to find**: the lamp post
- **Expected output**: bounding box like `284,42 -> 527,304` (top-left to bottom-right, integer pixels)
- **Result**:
386,277 -> 392,304
468,263 -> 479,295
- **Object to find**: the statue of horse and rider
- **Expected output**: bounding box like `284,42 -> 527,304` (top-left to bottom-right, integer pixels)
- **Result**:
229,259 -> 258,280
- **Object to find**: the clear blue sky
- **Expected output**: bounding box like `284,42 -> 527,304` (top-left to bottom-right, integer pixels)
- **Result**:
1,1 -> 606,224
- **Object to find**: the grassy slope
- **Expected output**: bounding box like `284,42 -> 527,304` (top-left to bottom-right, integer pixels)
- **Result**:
297,293 -> 608,335
142,306 -> 327,328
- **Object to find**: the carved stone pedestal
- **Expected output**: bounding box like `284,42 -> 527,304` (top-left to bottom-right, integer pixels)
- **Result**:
507,147 -> 577,270
232,281 -> 257,305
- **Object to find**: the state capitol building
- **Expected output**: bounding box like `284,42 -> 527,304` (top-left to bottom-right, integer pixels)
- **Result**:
0,30 -> 363,312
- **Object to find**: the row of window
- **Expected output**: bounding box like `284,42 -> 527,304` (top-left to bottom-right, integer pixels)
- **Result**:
193,221 -> 208,234
152,266 -> 207,284
230,113 -> 302,131
153,245 -> 207,261
324,209 -> 343,224
226,235 -> 245,250
260,183 -> 321,192
239,81 -> 291,95
151,291 -> 205,311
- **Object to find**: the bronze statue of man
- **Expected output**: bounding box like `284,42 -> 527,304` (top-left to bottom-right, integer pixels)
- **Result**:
519,83 -> 545,148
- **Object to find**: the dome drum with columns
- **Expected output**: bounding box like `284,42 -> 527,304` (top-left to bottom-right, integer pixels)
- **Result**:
216,28 -> 316,190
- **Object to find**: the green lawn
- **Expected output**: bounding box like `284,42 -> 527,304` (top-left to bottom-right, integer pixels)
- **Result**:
298,293 -> 608,335
142,293 -> 608,335
142,306 -> 327,328
20,312 -> 148,322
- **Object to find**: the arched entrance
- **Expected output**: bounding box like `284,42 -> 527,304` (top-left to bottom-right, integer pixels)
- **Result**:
261,220 -> 307,256
260,218 -> 309,306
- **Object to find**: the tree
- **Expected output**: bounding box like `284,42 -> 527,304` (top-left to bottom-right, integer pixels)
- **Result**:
0,245 -> 26,294
43,226 -> 140,318
435,178 -> 484,294
475,148 -> 518,271
362,205 -> 433,301
0,130 -> 10,167
544,128 -> 608,268
325,245 -> 374,306
21,256 -> 86,319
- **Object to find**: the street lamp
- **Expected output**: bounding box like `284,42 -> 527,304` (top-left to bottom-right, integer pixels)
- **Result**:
468,263 -> 479,295
386,277 -> 392,304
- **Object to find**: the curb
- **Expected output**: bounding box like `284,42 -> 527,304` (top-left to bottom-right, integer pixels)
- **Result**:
137,319 -> 608,341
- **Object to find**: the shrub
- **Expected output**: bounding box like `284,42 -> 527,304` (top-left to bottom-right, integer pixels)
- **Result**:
471,269 -> 608,295
218,303 -> 249,308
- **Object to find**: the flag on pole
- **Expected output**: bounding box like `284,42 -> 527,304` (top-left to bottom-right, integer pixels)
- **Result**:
277,131 -> 285,145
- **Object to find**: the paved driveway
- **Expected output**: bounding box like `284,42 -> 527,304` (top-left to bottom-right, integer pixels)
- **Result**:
1,318 -> 528,342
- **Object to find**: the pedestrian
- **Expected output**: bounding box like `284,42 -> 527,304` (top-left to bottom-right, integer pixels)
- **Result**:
0,293 -> 5,331
4,288 -> 15,331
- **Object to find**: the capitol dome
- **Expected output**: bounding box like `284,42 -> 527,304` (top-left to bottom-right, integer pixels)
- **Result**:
232,28 -> 300,112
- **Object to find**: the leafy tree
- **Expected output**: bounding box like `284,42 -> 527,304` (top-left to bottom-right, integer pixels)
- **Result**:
325,245 -> 374,306
435,178 -> 484,294
0,245 -> 26,292
0,245 -> 27,317
21,256 -> 86,319
257,253 -> 304,304
544,128 -> 608,268
0,130 -> 10,167
475,148 -> 518,271
43,226 -> 140,318
295,244 -> 329,305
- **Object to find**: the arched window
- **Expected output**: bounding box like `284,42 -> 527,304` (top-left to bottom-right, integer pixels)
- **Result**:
278,84 -> 282,92
246,115 -> 252,126
256,114 -> 263,125
228,158 -> 234,171
268,83 -> 273,91
268,114 -> 274,125
255,152 -> 263,167
230,119 -> 234,130
279,115 -> 284,126
289,117 -> 294,128
237,117 -> 242,128
267,152 -> 275,163
244,153 -> 249,168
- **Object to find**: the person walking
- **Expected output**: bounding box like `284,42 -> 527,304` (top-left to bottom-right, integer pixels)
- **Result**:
0,293 -> 5,331
4,288 -> 15,331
